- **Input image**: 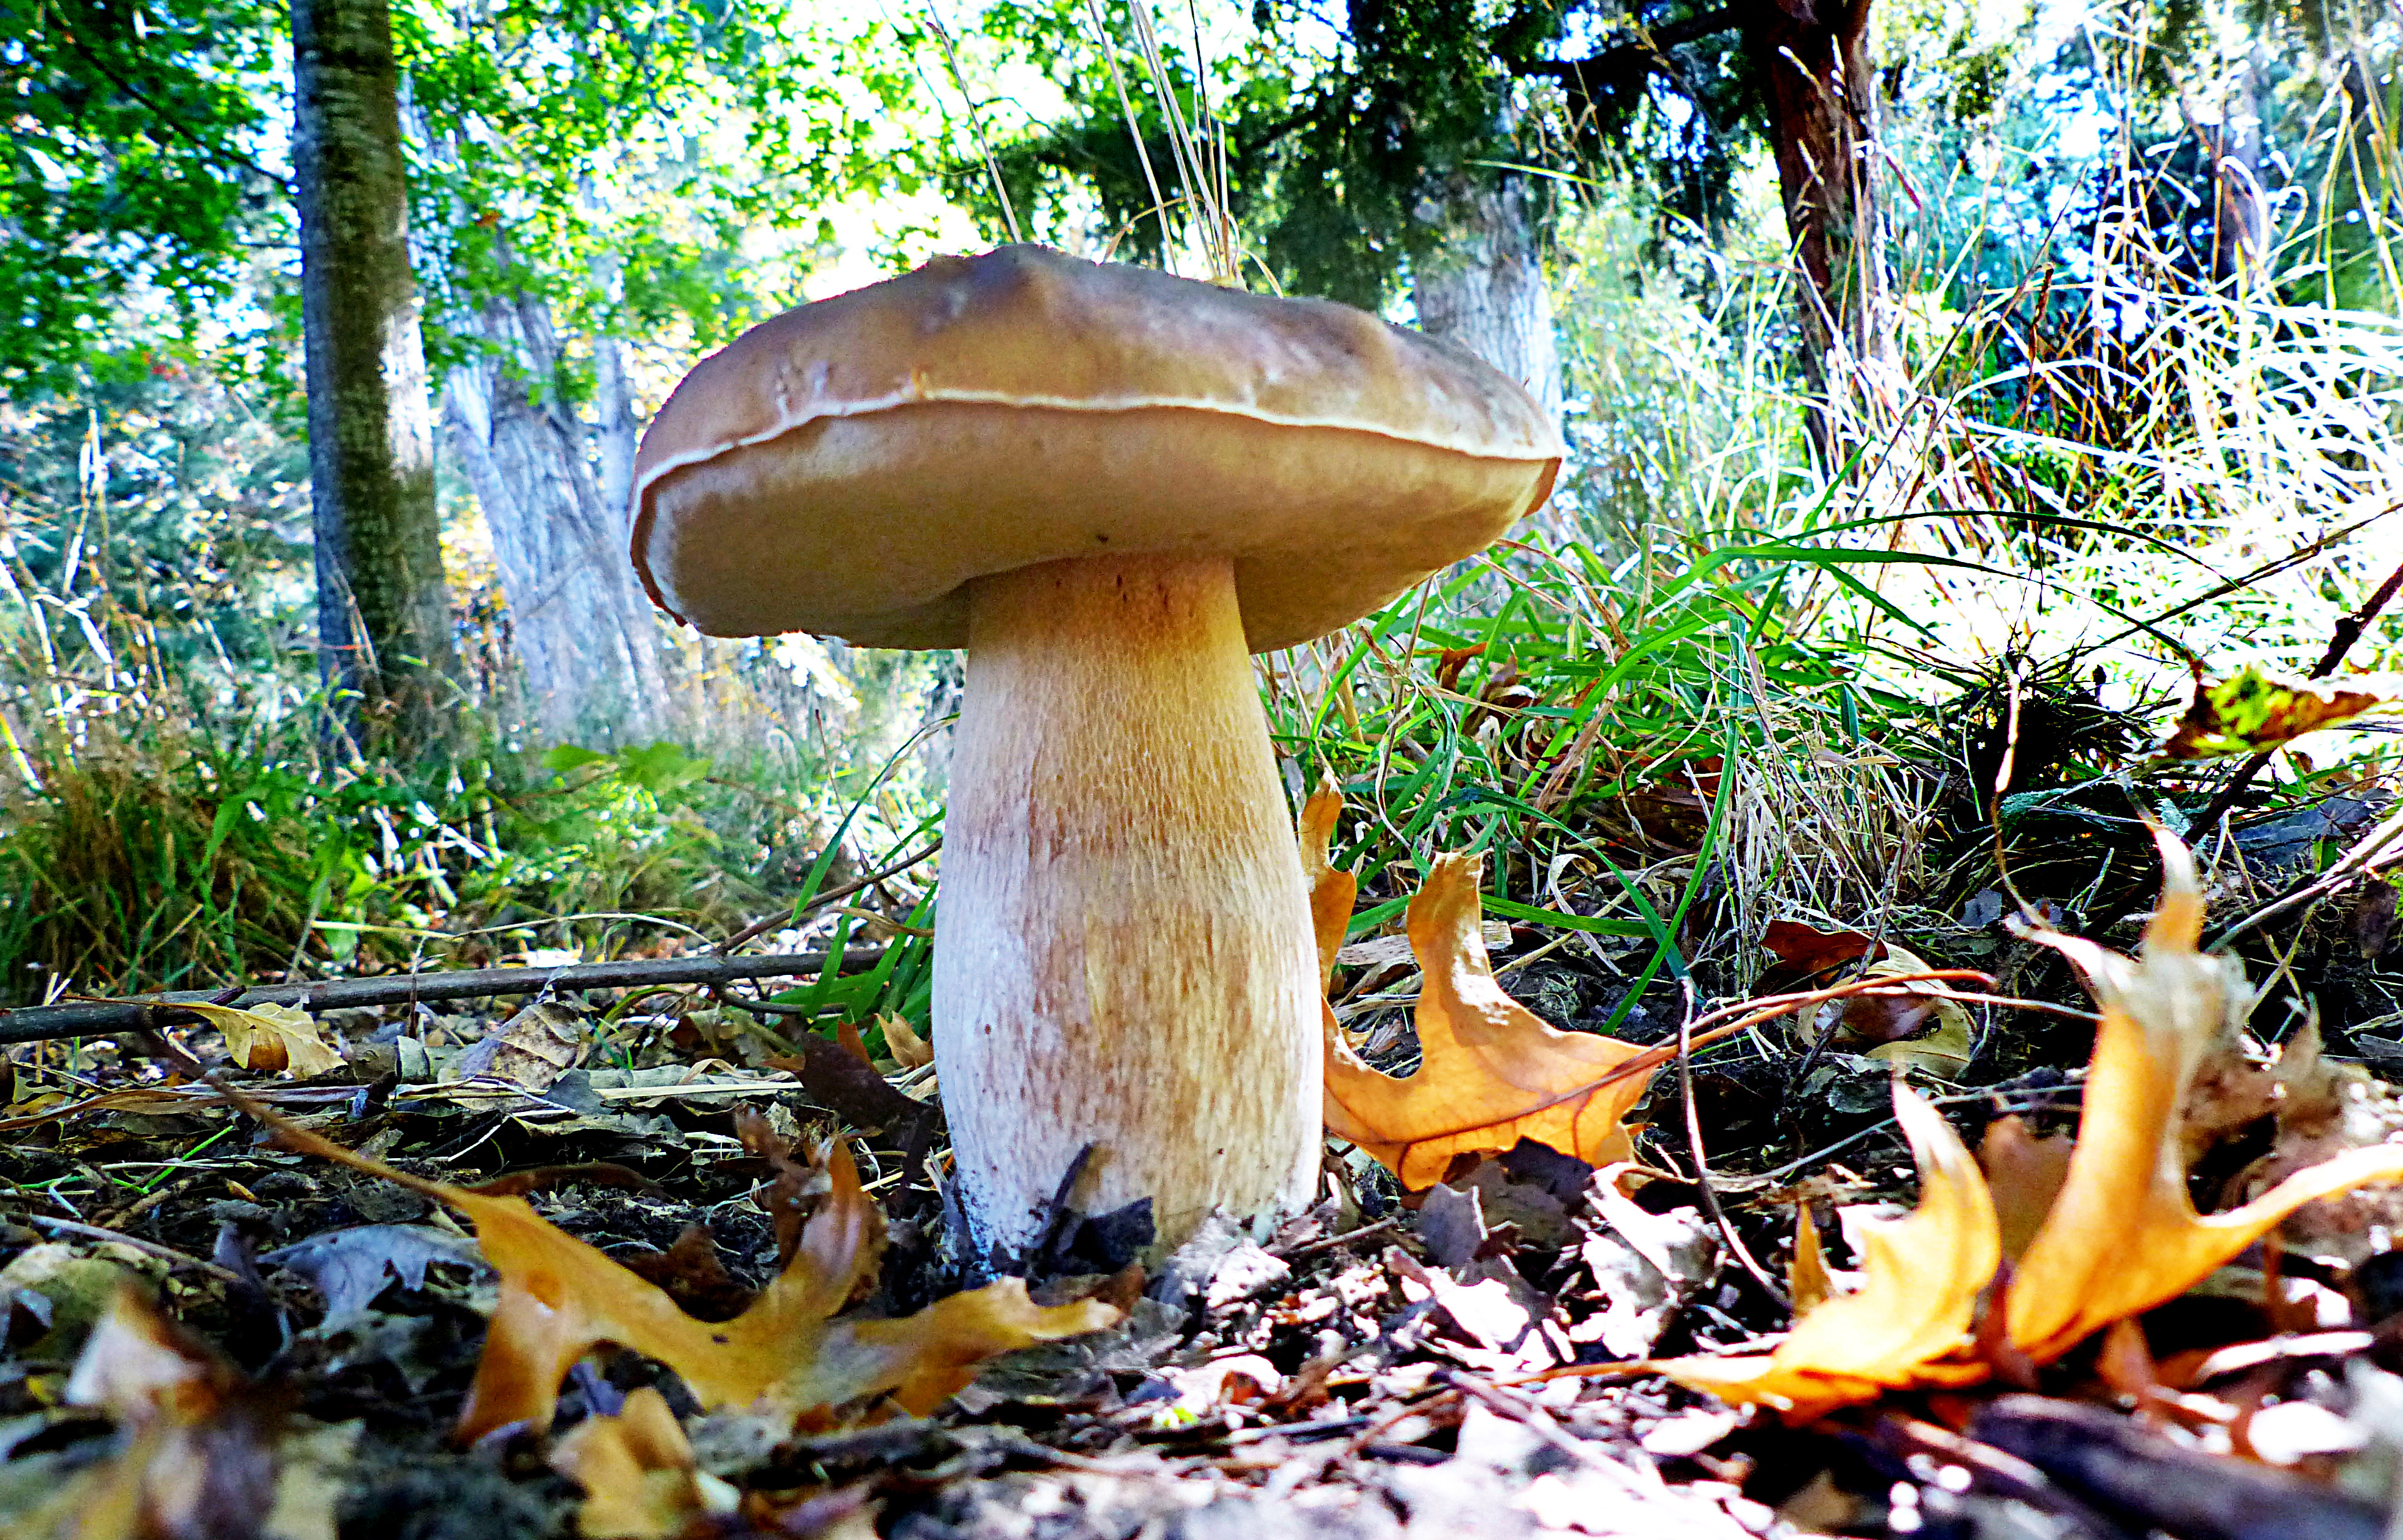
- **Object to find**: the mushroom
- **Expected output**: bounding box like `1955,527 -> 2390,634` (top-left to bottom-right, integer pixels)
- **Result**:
631,245 -> 1561,1261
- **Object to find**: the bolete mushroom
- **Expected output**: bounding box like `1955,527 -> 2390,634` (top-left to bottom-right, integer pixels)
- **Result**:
631,245 -> 1561,1261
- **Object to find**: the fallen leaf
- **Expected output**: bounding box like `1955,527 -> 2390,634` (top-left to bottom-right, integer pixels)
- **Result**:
1976,1117 -> 2073,1264
1568,1167 -> 1717,1360
186,1000 -> 344,1079
2162,666 -> 2394,759
261,1224 -> 487,1321
1758,920 -> 1879,988
2005,829 -> 2403,1361
254,1106 -> 1117,1441
551,1386 -> 735,1539
1657,1082 -> 1997,1416
2225,1017 -> 2403,1265
1299,773 -> 1356,987
1859,944 -> 1974,1080
1788,1203 -> 1832,1312
26,1287 -> 284,1540
1665,830 -> 2403,1418
1302,782 -> 1660,1187
880,1014 -> 933,1069
447,988 -> 588,1093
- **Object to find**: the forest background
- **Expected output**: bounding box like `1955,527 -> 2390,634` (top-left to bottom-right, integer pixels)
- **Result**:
1,0 -> 2398,1014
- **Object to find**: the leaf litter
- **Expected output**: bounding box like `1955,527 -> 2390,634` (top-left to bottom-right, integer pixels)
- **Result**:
9,793 -> 2403,1538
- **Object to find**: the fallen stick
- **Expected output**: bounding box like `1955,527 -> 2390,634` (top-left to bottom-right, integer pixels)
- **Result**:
0,948 -> 886,1046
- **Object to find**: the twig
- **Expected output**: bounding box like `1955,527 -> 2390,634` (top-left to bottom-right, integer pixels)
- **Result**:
15,1212 -> 245,1284
1679,980 -> 1791,1310
2208,797 -> 2403,951
0,949 -> 886,1046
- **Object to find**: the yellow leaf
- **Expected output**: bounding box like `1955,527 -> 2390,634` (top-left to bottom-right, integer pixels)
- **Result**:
1319,852 -> 1659,1189
185,1000 -> 344,1078
1656,1083 -> 1996,1417
259,1110 -> 1117,1441
2005,828 -> 2403,1362
1788,1203 -> 1832,1312
2161,666 -> 2395,759
1860,945 -> 1973,1080
552,1387 -> 721,1540
880,1014 -> 933,1070
1299,773 -> 1355,988
1663,829 -> 2403,1420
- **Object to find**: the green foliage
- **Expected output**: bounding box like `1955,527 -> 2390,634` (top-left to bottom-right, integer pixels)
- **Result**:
0,0 -> 288,393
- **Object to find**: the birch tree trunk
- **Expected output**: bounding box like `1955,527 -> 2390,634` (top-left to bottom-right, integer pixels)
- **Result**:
1413,171 -> 1567,540
442,288 -> 673,750
290,0 -> 460,759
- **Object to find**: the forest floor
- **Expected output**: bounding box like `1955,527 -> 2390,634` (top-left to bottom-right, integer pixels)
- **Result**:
2,768 -> 2401,1540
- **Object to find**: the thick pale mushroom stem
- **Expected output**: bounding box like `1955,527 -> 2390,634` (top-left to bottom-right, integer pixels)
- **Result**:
933,553 -> 1323,1262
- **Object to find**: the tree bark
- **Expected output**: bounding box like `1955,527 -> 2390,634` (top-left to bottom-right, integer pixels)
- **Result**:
1413,172 -> 1567,538
1743,0 -> 1896,459
290,0 -> 460,758
442,286 -> 672,750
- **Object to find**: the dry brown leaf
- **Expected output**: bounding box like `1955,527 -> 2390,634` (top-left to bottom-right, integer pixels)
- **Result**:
1757,919 -> 1879,988
2226,1019 -> 2403,1264
2162,666 -> 2395,759
1977,1116 -> 2073,1265
448,991 -> 588,1092
551,1386 -> 730,1539
1303,778 -> 1659,1184
1299,773 -> 1357,988
880,1014 -> 933,1070
186,1000 -> 344,1079
1657,1083 -> 1997,1417
2006,829 -> 2403,1360
26,1287 -> 284,1540
1858,944 -> 1973,1080
261,1111 -> 1116,1441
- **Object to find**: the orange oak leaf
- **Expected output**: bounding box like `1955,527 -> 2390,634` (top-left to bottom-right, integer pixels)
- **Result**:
1657,1083 -> 1996,1417
1303,779 -> 1660,1189
262,1113 -> 1117,1441
2003,828 -> 2403,1362
1662,829 -> 2403,1418
551,1386 -> 726,1539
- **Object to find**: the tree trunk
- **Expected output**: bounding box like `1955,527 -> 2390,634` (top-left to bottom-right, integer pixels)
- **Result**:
1413,172 -> 1567,538
442,286 -> 673,750
1743,0 -> 1896,459
290,0 -> 460,759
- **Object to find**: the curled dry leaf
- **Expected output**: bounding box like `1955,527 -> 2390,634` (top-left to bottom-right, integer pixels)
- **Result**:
448,990 -> 588,1093
1301,778 -> 1660,1189
186,1000 -> 344,1078
2162,665 -> 2395,759
1857,944 -> 1973,1080
1664,830 -> 2403,1416
2005,829 -> 2403,1360
551,1386 -> 733,1540
15,1286 -> 283,1540
1659,1084 -> 1995,1418
259,1108 -> 1117,1442
880,1013 -> 933,1070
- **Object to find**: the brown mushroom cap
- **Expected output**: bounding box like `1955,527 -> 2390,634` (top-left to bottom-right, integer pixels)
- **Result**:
630,244 -> 1564,652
